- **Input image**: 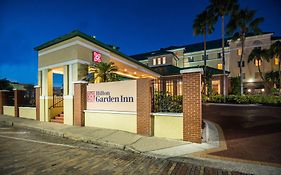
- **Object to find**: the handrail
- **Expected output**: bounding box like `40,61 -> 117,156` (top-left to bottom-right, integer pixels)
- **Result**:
49,96 -> 64,109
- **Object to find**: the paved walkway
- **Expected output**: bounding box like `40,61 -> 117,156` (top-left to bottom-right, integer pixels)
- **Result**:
1,115 -> 281,175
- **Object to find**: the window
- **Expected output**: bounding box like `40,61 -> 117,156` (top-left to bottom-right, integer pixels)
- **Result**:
275,57 -> 279,65
255,60 -> 261,67
242,73 -> 246,79
153,79 -> 160,92
176,79 -> 182,95
188,56 -> 194,62
157,57 -> 161,65
255,72 -> 260,79
237,49 -> 242,56
217,63 -> 222,70
165,80 -> 173,95
153,58 -> 156,65
162,57 -> 166,64
202,55 -> 208,60
237,61 -> 245,67
217,53 -> 222,58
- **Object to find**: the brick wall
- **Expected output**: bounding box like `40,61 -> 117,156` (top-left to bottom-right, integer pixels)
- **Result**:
0,91 -> 8,115
73,82 -> 87,126
137,78 -> 152,136
35,87 -> 40,120
182,72 -> 202,143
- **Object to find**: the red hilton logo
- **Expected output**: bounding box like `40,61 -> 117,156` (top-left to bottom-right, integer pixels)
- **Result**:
92,51 -> 102,63
87,91 -> 96,102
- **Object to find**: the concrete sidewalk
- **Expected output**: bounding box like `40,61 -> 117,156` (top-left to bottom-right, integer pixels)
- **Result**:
1,115 -> 281,175
0,115 -> 218,158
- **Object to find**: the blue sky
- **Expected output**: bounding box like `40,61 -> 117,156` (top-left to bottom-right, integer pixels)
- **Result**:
0,0 -> 281,85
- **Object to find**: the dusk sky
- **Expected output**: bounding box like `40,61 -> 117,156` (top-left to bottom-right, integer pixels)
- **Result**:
1,0 -> 281,85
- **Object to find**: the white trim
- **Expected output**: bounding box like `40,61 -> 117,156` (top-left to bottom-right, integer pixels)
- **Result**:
63,95 -> 73,99
18,107 -> 36,109
151,112 -> 183,117
73,81 -> 88,84
39,96 -> 53,100
180,68 -> 203,74
34,85 -> 40,88
38,39 -> 159,77
38,59 -> 90,71
0,90 -> 10,92
69,64 -> 73,95
185,47 -> 230,55
84,109 -> 136,115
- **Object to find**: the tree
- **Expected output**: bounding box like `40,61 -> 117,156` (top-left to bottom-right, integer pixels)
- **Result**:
193,9 -> 215,95
0,78 -> 13,90
248,47 -> 270,84
270,41 -> 281,92
208,0 -> 238,98
227,8 -> 264,95
89,62 -> 120,83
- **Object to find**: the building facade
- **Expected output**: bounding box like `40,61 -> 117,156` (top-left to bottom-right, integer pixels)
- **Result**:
131,32 -> 281,94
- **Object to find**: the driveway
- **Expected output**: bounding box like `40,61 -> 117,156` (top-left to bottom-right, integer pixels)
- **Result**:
203,103 -> 281,165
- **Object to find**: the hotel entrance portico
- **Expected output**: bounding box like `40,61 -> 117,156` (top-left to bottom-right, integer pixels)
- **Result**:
35,30 -> 160,125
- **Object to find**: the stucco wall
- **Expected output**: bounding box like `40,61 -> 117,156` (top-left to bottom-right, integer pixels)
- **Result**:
85,110 -> 137,133
19,107 -> 36,120
153,113 -> 183,140
3,106 -> 15,116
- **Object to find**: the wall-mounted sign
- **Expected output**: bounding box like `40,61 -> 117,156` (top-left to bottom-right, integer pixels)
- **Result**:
87,80 -> 137,112
92,51 -> 102,62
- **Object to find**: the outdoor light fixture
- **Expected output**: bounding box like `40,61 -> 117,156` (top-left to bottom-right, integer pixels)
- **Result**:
247,89 -> 251,92
261,88 -> 265,92
124,69 -> 127,72
134,72 -> 137,75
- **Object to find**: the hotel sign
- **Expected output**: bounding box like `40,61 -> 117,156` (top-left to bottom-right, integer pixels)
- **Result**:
87,80 -> 136,112
92,51 -> 102,62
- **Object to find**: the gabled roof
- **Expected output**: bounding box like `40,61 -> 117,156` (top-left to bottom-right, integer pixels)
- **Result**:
34,30 -> 159,76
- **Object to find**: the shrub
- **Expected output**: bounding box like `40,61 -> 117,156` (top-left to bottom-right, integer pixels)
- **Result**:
153,91 -> 182,113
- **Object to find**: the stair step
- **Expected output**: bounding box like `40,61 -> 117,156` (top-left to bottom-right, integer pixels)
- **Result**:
55,116 -> 64,120
59,114 -> 64,117
51,119 -> 64,123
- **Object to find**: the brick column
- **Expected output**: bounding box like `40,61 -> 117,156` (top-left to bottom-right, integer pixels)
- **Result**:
0,90 -> 9,115
73,81 -> 87,126
35,86 -> 40,120
181,68 -> 203,143
14,89 -> 25,117
137,78 -> 152,136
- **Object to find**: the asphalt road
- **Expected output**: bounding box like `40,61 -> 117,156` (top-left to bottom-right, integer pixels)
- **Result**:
203,104 -> 281,165
0,126 -> 248,175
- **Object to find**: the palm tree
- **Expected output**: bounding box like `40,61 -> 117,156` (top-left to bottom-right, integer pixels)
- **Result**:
89,62 -> 119,82
248,47 -> 270,84
270,41 -> 281,92
193,9 -> 215,95
227,8 -> 264,95
208,0 -> 238,97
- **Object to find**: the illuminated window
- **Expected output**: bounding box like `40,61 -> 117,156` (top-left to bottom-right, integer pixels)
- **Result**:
188,56 -> 194,62
157,57 -> 161,65
217,63 -> 222,70
165,80 -> 173,95
255,60 -> 262,66
275,57 -> 279,65
153,79 -> 160,92
237,49 -> 242,56
162,57 -> 166,64
153,58 -> 156,65
177,79 -> 182,95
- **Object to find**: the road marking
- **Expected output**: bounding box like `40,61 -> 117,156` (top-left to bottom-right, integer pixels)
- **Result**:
0,131 -> 29,134
0,135 -> 78,148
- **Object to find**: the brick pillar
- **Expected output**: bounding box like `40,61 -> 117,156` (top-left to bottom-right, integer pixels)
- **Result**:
14,89 -> 25,117
0,90 -> 9,115
35,86 -> 40,120
137,78 -> 152,136
73,81 -> 87,126
181,68 -> 203,143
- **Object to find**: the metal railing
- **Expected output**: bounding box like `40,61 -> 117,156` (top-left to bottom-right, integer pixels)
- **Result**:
49,95 -> 63,109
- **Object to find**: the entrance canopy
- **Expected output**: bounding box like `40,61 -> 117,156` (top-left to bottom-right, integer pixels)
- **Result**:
35,30 -> 160,79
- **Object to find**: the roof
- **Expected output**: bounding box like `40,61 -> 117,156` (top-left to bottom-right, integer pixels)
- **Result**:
131,38 -> 230,61
272,36 -> 281,40
34,30 -> 159,76
151,65 -> 229,76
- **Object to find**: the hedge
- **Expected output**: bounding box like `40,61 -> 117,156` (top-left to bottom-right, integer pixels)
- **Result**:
203,95 -> 281,105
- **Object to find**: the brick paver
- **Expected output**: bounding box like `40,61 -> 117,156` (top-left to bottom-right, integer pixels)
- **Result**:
0,126 -> 248,175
